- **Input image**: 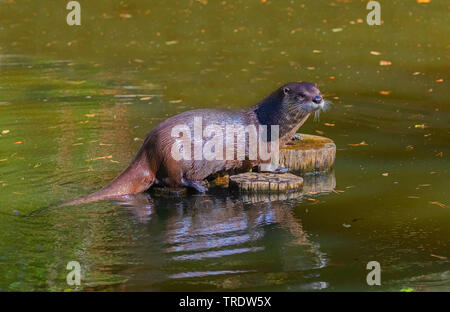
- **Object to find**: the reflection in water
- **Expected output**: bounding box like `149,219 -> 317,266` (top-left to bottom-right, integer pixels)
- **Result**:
111,172 -> 335,290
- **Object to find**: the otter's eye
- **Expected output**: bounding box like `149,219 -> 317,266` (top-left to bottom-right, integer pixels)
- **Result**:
298,92 -> 306,98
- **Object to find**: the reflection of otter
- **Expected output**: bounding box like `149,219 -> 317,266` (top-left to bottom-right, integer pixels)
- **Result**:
113,190 -> 330,288
65,82 -> 326,205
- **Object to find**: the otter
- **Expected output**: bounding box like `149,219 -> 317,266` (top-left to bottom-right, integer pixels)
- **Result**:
64,82 -> 325,205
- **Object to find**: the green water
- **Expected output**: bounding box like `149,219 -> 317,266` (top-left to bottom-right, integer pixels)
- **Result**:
0,0 -> 449,291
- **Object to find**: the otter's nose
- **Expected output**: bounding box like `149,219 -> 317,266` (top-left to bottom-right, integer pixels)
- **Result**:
312,96 -> 322,104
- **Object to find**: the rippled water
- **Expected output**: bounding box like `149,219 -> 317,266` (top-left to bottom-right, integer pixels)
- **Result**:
0,0 -> 449,291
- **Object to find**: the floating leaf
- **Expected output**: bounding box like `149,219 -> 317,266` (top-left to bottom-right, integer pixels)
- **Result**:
430,254 -> 447,260
429,201 -> 447,208
85,155 -> 113,162
379,60 -> 392,66
348,141 -> 368,147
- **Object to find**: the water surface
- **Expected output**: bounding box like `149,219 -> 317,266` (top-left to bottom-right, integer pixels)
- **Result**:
0,0 -> 449,291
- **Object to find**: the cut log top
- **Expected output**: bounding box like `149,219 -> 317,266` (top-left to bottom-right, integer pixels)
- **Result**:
279,134 -> 336,173
229,172 -> 303,193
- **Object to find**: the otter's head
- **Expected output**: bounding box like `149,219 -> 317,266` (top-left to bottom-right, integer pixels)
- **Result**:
281,82 -> 325,113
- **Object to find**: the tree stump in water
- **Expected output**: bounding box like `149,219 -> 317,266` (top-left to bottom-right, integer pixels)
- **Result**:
280,134 -> 335,173
229,172 -> 303,193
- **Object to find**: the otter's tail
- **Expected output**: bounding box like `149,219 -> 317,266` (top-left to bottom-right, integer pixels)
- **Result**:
61,153 -> 156,207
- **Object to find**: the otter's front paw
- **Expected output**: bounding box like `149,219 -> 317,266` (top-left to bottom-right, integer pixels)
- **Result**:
273,166 -> 289,174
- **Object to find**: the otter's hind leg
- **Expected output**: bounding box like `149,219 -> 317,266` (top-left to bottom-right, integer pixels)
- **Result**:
181,178 -> 208,193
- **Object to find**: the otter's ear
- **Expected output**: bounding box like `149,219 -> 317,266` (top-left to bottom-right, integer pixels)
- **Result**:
282,87 -> 291,95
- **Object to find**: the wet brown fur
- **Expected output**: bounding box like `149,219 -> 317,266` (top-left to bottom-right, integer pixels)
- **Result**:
63,82 -> 322,205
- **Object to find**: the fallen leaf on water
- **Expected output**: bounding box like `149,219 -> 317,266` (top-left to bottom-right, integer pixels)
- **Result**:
324,123 -> 335,127
348,141 -> 368,147
85,114 -> 96,118
382,173 -> 389,176
133,59 -> 144,63
436,78 -> 444,82
307,198 -> 317,202
33,163 -> 41,168
435,152 -> 443,157
119,13 -> 132,18
14,141 -> 23,144
85,155 -> 113,162
379,90 -> 391,95
0,158 -> 7,162
412,72 -> 421,75
430,254 -> 447,260
370,51 -> 381,55
312,49 -> 322,54
379,60 -> 392,66
400,288 -> 414,292
406,145 -> 414,151
332,28 -> 343,32
140,97 -> 152,100
342,223 -> 351,228
417,0 -> 431,3
1,130 -> 10,135
429,201 -> 447,208
315,130 -> 325,135
333,189 -> 345,194
165,40 -> 178,45
414,124 -> 426,129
